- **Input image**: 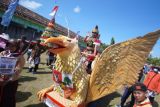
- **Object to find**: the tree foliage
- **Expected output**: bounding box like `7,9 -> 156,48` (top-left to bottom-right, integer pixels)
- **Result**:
110,37 -> 115,45
147,55 -> 160,66
99,43 -> 109,52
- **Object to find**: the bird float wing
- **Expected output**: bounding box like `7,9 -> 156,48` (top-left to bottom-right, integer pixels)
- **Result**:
87,30 -> 160,103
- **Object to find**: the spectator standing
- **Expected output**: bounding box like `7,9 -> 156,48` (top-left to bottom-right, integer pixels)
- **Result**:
0,39 -> 25,107
132,83 -> 152,107
143,66 -> 160,104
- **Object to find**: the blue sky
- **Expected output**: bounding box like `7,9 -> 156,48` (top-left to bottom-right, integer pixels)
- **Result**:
19,0 -> 160,57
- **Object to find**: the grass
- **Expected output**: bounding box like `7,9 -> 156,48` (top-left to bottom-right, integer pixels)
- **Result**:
16,55 -> 160,107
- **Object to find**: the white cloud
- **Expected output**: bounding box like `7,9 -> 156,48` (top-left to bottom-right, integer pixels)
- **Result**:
73,6 -> 81,13
19,0 -> 42,10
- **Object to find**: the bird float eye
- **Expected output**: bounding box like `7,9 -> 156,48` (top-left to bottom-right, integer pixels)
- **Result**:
47,43 -> 59,49
47,43 -> 53,48
67,39 -> 72,42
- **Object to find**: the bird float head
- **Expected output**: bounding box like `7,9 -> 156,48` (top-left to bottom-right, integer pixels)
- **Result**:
45,35 -> 78,55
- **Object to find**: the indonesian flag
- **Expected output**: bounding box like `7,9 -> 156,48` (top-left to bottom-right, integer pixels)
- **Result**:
49,6 -> 59,18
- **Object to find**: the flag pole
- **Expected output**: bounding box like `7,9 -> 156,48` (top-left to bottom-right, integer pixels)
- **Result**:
65,16 -> 70,37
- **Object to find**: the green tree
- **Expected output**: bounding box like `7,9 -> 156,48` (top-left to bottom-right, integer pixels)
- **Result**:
147,55 -> 160,66
110,37 -> 115,45
99,43 -> 109,52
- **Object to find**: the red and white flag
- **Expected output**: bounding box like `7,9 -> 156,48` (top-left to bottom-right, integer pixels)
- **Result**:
49,6 -> 59,18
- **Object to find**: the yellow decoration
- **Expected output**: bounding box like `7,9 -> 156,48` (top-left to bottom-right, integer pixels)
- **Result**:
37,30 -> 160,106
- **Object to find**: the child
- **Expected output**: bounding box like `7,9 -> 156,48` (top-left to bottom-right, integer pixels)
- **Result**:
132,83 -> 152,107
28,46 -> 36,73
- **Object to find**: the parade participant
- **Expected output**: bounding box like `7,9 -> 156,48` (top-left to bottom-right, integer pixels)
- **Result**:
143,66 -> 160,104
82,25 -> 101,74
132,83 -> 152,107
26,40 -> 38,62
0,39 -> 25,107
28,40 -> 45,74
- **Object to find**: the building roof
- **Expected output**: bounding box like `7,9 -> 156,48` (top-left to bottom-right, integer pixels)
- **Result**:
0,0 -> 76,37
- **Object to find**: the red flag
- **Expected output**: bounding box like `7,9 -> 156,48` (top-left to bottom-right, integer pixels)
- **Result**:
49,6 -> 59,18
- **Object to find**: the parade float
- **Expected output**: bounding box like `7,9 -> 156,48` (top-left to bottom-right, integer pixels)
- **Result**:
0,1 -> 159,107
38,29 -> 160,107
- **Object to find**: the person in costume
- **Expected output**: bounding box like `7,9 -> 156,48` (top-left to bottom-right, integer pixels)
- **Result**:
82,25 -> 101,74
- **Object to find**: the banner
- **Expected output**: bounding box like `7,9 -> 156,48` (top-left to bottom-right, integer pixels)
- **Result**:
0,57 -> 17,75
1,0 -> 19,27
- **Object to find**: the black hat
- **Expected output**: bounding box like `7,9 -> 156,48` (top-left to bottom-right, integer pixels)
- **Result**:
132,82 -> 147,92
